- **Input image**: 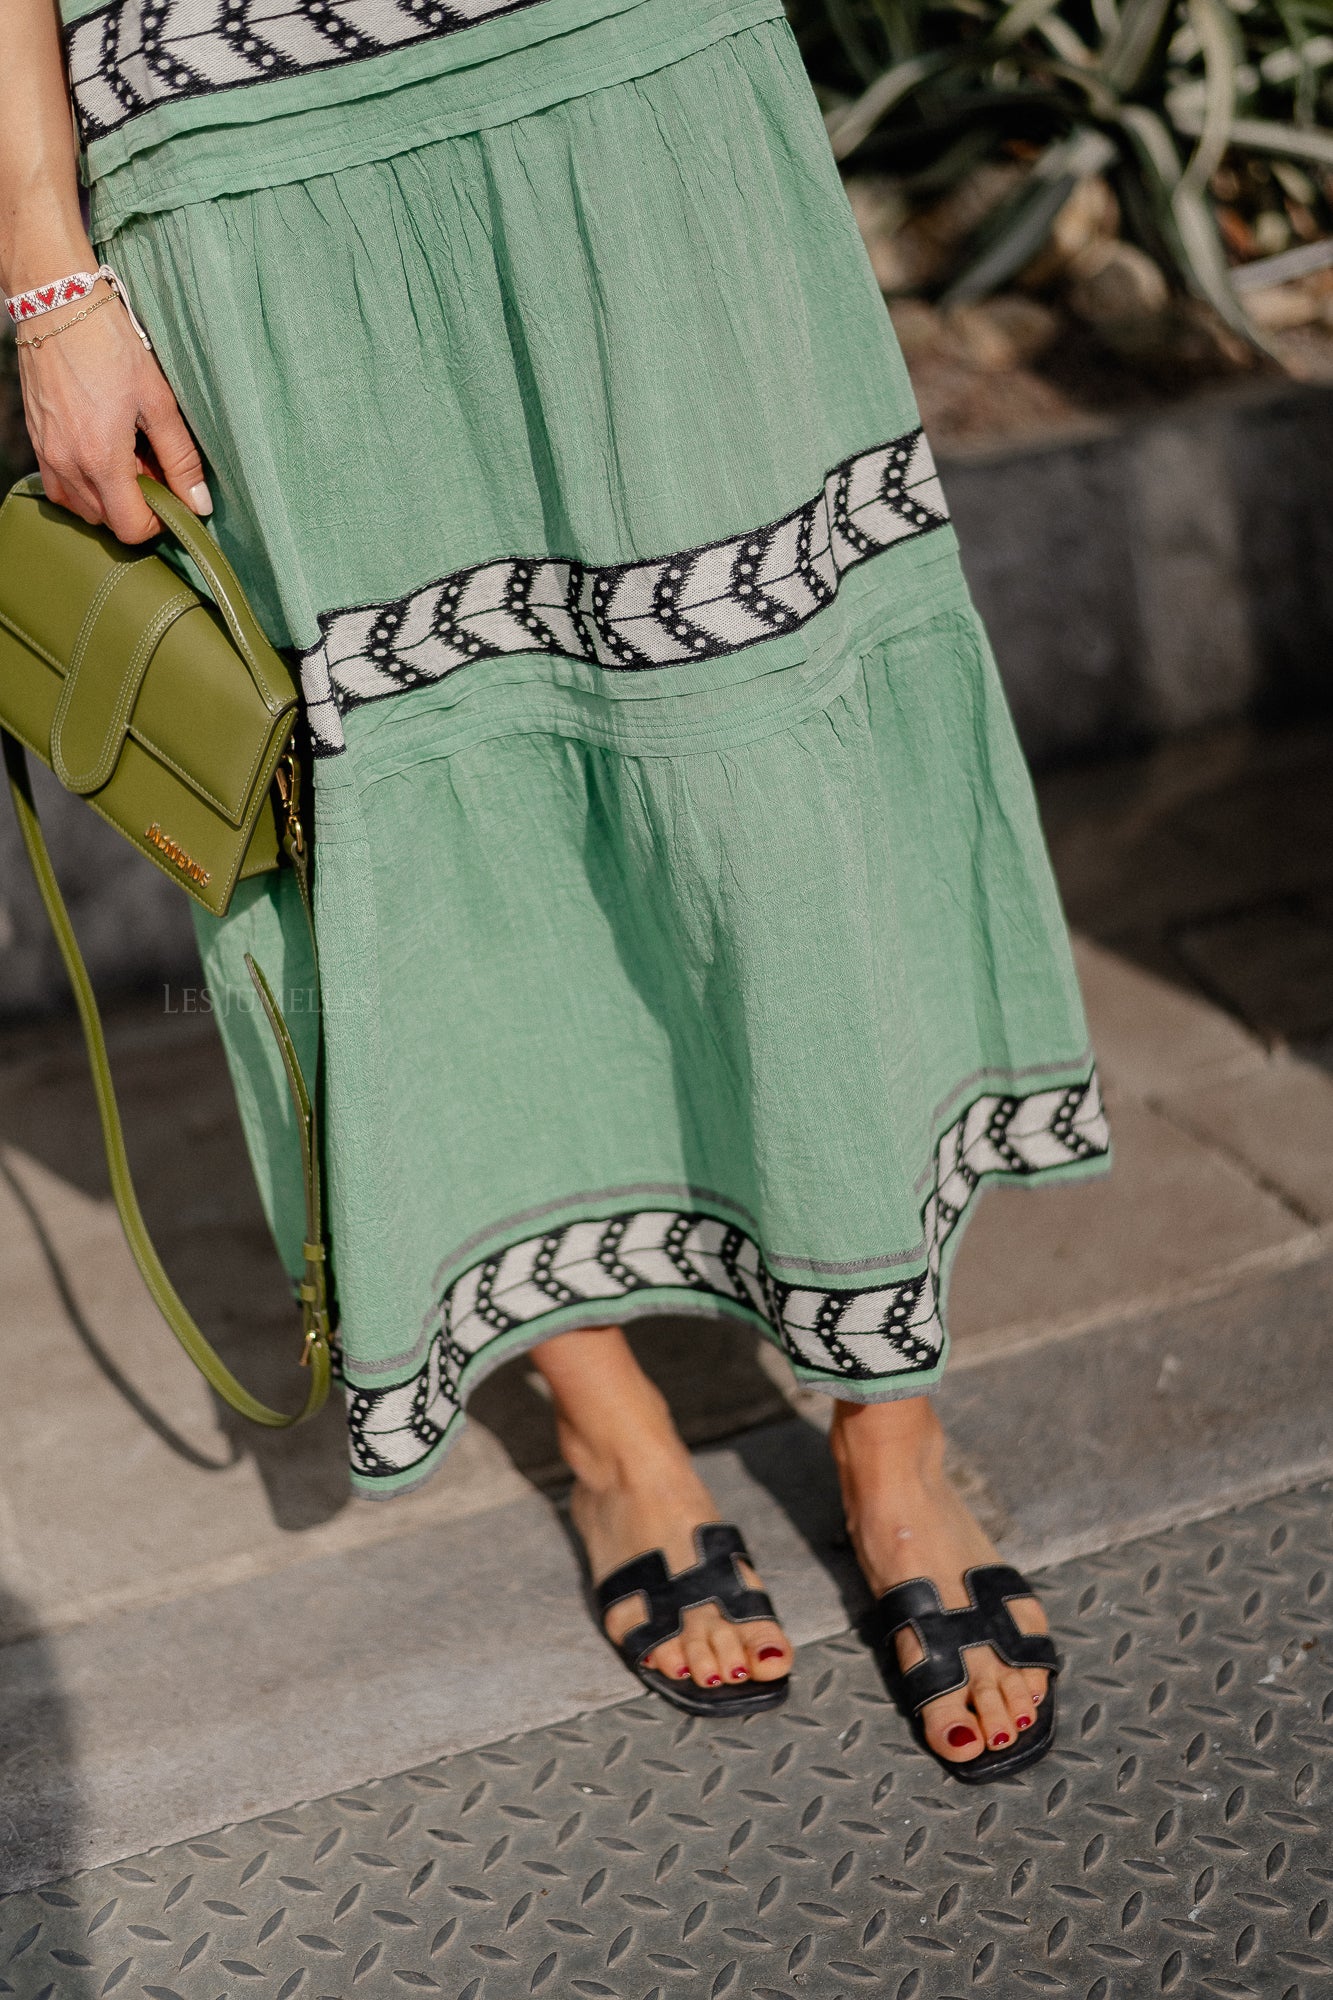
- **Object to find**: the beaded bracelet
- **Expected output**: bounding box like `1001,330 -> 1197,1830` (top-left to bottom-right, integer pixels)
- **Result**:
14,289 -> 119,351
5,264 -> 153,350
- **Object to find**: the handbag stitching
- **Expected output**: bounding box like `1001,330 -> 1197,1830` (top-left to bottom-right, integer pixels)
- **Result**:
126,695 -> 287,825
1,481 -> 292,905
150,493 -> 291,713
0,596 -> 286,824
0,604 -> 66,674
54,586 -> 197,794
1,498 -> 290,820
7,484 -> 293,718
0,710 -> 245,907
116,815 -> 248,910
51,556 -> 145,789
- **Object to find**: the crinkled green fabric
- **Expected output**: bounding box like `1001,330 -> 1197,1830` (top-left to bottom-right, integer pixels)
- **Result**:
103,13 -> 1108,1494
84,0 -> 784,234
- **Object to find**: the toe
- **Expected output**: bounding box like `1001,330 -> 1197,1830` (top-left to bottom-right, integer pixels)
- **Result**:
744,1623 -> 792,1682
685,1629 -> 724,1690
972,1676 -> 1016,1753
646,1637 -> 692,1685
919,1690 -> 985,1763
1023,1666 -> 1050,1709
708,1618 -> 752,1687
1000,1668 -> 1037,1732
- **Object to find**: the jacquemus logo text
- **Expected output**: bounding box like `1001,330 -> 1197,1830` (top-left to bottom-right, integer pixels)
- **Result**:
145,822 -> 210,885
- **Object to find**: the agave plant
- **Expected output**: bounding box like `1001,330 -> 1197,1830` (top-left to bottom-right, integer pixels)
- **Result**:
792,0 -> 1333,334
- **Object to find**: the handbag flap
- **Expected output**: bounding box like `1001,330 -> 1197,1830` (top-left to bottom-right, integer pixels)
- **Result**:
51,556 -> 197,794
0,482 -> 298,829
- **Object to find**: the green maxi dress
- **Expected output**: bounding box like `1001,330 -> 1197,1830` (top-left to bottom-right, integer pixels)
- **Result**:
65,0 -> 1110,1496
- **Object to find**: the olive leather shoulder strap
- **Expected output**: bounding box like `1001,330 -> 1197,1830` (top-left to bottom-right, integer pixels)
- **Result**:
3,729 -> 332,1427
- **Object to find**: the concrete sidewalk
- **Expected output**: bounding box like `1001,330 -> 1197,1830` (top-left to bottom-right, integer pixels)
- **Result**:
1,718 -> 1331,1893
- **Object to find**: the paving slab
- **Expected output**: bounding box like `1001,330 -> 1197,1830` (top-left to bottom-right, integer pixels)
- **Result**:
2,1481 -> 1330,2000
1069,934 -> 1265,1098
1163,1051 -> 1333,1227
3,1243 -> 1330,1895
1038,726 -> 1333,937
945,1092 -> 1317,1359
942,1243 -> 1333,1567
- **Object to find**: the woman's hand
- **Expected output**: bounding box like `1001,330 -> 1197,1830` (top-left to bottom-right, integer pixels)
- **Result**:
1,0 -> 201,544
17,279 -> 212,544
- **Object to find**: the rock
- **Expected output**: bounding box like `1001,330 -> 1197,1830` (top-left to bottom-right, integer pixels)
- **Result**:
1067,240 -> 1171,324
1094,298 -> 1255,377
918,162 -> 1028,253
1021,176 -> 1120,288
944,296 -> 1061,371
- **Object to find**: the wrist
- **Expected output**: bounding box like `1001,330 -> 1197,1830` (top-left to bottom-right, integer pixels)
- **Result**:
1,211 -> 97,300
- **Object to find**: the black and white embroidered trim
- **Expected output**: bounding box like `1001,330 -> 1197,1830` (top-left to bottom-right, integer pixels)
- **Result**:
300,427 -> 950,755
65,0 -> 549,143
343,1072 -> 1109,1483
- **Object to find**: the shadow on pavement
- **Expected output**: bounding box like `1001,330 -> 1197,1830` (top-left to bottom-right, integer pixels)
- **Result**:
1036,716 -> 1333,1062
0,994 -> 355,1533
0,1584 -> 91,1982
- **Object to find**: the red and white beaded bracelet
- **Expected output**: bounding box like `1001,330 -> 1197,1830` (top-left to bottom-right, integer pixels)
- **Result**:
5,263 -> 153,349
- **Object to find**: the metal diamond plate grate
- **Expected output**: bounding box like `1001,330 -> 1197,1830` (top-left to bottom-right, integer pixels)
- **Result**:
2,1482 -> 1331,2000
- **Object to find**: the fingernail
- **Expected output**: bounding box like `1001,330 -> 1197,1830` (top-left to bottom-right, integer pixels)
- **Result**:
730,1667 -> 749,1681
993,1733 -> 1010,1747
189,482 -> 212,514
705,1674 -> 722,1687
946,1724 -> 977,1747
757,1646 -> 784,1660
1016,1715 -> 1032,1729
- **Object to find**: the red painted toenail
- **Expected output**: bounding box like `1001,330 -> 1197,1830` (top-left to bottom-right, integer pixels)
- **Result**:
1016,1715 -> 1032,1729
993,1733 -> 1010,1746
706,1674 -> 723,1687
675,1666 -> 691,1679
757,1646 -> 783,1660
946,1724 -> 976,1747
730,1667 -> 749,1680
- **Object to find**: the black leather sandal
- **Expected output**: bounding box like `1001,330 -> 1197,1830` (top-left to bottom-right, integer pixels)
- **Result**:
868,1563 -> 1061,1784
591,1522 -> 790,1717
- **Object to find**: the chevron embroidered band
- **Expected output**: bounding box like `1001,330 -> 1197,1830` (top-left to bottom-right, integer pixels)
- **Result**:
343,1073 -> 1109,1483
65,0 -> 552,142
300,426 -> 951,754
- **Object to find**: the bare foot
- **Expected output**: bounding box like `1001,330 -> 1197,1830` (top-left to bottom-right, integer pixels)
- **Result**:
830,1396 -> 1050,1766
530,1325 -> 792,1690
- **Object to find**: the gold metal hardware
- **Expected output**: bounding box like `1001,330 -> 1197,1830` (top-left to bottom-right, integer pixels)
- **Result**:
275,738 -> 306,857
144,821 -> 210,884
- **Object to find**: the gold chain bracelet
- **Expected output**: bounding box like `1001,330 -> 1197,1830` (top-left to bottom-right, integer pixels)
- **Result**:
15,288 -> 119,352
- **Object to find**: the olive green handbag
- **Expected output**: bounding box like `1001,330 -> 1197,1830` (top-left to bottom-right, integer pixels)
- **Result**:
0,471 -> 331,1425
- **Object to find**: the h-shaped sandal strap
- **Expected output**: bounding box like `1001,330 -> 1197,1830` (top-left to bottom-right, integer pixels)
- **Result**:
871,1563 -> 1060,1713
596,1523 -> 778,1670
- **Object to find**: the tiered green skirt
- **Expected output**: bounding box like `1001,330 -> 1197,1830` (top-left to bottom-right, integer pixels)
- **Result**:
105,7 -> 1108,1496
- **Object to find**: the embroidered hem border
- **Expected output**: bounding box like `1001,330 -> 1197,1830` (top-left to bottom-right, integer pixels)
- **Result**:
66,0 -> 551,144
341,1069 -> 1110,1488
300,427 -> 949,755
